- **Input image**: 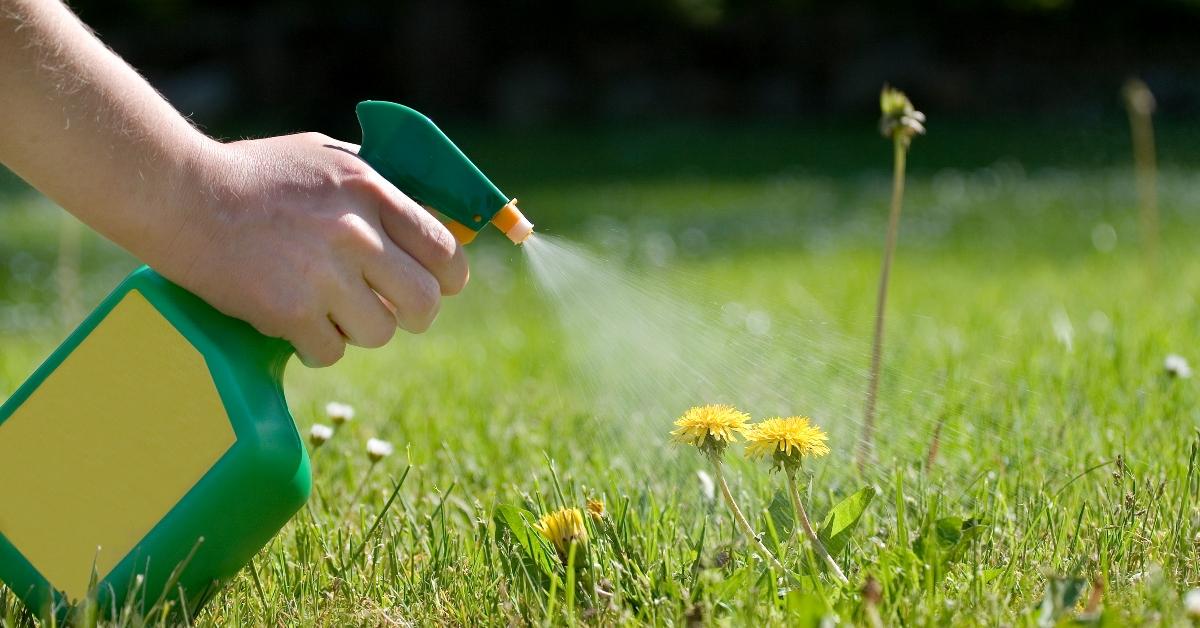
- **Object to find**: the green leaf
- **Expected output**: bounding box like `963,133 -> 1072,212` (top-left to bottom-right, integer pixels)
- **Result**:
783,590 -> 827,626
493,505 -> 555,580
768,489 -> 794,540
712,565 -> 753,599
949,518 -> 987,562
934,516 -> 965,547
817,486 -> 877,556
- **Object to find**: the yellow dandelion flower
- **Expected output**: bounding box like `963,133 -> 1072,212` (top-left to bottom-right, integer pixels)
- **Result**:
670,405 -> 751,453
534,508 -> 588,557
586,498 -> 605,521
745,417 -> 830,466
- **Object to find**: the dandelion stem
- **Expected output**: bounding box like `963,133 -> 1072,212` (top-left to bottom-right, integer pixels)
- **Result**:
859,133 -> 906,471
1123,78 -> 1159,267
785,469 -> 848,584
711,461 -> 788,575
348,460 -> 379,508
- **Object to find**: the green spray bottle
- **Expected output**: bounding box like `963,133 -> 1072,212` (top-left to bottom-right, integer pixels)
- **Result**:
0,101 -> 532,618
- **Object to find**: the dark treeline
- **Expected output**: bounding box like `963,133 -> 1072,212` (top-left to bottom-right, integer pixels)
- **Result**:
71,0 -> 1200,135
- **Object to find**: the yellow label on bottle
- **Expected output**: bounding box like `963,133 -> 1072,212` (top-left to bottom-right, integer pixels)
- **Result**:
0,291 -> 235,601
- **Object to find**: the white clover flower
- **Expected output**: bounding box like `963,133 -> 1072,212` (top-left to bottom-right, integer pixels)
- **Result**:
1165,354 -> 1192,379
309,424 -> 334,447
325,401 -> 356,425
366,438 -> 394,462
1185,588 -> 1200,617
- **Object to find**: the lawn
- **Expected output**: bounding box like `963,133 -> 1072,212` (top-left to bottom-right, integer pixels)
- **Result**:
3,120 -> 1200,625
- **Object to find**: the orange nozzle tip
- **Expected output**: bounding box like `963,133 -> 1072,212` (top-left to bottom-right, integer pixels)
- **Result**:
491,199 -> 534,245
444,220 -> 479,245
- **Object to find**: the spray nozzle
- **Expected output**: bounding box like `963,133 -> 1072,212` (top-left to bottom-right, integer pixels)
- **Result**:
355,101 -> 533,246
492,200 -> 535,244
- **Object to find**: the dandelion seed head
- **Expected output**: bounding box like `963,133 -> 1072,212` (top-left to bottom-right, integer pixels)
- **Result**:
535,508 -> 588,558
325,401 -> 355,425
309,424 -> 334,447
745,416 -> 830,470
1186,588 -> 1200,617
670,404 -> 751,459
366,438 -> 394,462
879,84 -> 925,146
1165,354 -> 1192,379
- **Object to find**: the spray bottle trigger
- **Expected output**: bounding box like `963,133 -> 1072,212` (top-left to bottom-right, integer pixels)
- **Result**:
444,220 -> 479,245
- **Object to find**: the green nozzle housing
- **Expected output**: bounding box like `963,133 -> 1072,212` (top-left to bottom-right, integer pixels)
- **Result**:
356,101 -> 517,241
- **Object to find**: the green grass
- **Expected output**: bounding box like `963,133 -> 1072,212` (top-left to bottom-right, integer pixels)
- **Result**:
4,124 -> 1200,625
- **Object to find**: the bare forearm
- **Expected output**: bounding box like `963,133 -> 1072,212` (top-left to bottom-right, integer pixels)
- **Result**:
0,0 -> 214,262
0,0 -> 469,367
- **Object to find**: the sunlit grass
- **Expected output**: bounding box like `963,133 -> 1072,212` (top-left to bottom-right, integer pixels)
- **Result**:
3,153 -> 1200,623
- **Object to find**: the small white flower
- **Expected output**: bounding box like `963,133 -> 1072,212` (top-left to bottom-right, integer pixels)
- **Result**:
1184,588 -> 1200,617
366,438 -> 394,462
696,470 -> 715,502
325,401 -> 356,425
1051,309 -> 1074,351
309,424 -> 334,447
1165,354 -> 1192,379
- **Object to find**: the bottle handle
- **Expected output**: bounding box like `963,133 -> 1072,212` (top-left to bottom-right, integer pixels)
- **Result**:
355,101 -> 511,242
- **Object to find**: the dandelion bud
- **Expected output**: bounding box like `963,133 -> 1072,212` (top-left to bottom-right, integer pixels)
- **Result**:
365,438 -> 394,462
325,401 -> 355,425
309,424 -> 334,448
586,498 -> 605,521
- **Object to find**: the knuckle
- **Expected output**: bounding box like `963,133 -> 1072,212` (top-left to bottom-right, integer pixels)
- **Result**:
424,223 -> 459,268
352,171 -> 388,195
296,332 -> 343,368
301,131 -> 333,145
359,320 -> 397,349
313,339 -> 345,367
332,213 -> 384,255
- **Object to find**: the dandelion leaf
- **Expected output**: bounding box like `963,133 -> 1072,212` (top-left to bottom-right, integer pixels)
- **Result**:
493,505 -> 555,584
767,489 -> 794,540
817,486 -> 877,556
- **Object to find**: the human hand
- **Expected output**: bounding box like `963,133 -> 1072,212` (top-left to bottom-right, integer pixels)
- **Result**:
156,132 -> 469,367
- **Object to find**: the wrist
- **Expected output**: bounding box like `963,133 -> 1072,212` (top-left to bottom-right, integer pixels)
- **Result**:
142,130 -> 234,273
